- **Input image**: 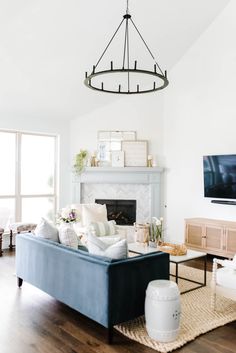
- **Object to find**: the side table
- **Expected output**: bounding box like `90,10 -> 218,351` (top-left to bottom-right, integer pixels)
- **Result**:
145,280 -> 181,342
170,250 -> 207,294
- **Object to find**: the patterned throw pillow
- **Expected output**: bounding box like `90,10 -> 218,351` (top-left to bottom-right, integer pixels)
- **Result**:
58,224 -> 80,249
90,220 -> 117,237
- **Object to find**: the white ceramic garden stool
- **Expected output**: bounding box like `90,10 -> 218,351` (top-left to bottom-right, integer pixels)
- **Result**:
145,280 -> 181,342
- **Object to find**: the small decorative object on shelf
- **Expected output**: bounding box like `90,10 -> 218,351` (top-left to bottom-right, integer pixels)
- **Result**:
149,217 -> 163,246
57,207 -> 80,224
90,152 -> 97,167
74,150 -> 88,174
147,155 -> 153,167
95,158 -> 100,167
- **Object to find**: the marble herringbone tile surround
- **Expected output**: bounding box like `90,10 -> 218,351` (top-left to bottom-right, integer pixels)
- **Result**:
82,183 -> 151,223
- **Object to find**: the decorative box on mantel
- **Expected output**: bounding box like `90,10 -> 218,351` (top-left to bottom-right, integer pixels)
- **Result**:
73,167 -> 164,222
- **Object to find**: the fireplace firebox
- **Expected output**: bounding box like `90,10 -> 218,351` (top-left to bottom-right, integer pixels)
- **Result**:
95,199 -> 136,225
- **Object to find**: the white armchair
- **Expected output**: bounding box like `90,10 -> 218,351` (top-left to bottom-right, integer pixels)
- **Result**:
69,203 -> 135,243
211,256 -> 236,309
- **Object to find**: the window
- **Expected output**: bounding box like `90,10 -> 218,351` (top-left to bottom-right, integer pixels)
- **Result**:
0,130 -> 58,229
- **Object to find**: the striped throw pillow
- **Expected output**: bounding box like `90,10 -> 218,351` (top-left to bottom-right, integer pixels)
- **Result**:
90,220 -> 117,237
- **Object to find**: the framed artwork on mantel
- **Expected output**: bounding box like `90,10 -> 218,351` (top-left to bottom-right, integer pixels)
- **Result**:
97,130 -> 136,165
111,151 -> 125,167
122,140 -> 148,167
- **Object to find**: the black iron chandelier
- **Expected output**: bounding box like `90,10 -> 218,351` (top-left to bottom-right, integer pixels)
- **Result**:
84,0 -> 169,95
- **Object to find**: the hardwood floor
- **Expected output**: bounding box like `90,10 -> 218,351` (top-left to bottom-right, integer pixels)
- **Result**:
0,251 -> 235,353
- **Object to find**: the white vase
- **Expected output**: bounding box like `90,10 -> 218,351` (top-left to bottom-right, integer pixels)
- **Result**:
148,240 -> 157,248
145,280 -> 181,342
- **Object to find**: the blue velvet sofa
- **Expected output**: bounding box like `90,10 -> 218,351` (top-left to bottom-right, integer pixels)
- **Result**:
16,233 -> 169,342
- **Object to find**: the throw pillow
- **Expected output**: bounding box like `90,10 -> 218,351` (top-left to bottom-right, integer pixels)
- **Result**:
58,224 -> 80,249
82,204 -> 107,226
87,233 -> 128,259
90,220 -> 116,237
34,218 -> 59,242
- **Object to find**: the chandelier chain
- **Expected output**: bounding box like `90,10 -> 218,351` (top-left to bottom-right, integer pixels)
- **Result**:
126,0 -> 129,14
130,18 -> 164,76
95,18 -> 125,69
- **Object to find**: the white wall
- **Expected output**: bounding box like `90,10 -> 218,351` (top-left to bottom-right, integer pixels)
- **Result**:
0,115 -> 71,208
71,92 -> 165,167
163,0 -> 236,242
70,93 -> 165,206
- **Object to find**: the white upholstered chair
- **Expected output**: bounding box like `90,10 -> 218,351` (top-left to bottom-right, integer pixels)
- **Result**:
211,256 -> 236,309
69,203 -> 135,243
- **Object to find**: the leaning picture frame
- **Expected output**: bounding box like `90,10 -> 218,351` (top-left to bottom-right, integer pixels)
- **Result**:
121,140 -> 148,167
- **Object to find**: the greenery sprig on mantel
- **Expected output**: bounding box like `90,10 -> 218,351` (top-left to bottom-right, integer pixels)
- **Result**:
73,149 -> 88,174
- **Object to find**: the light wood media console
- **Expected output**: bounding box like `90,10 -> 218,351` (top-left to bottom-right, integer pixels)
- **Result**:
185,218 -> 236,258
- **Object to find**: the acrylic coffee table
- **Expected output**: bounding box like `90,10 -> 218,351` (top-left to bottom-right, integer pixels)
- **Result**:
128,243 -> 207,294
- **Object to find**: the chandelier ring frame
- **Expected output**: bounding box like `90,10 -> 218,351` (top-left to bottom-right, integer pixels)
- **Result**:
84,68 -> 169,94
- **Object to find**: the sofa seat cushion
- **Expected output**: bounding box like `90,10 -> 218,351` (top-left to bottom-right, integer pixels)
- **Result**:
216,267 -> 236,289
34,218 -> 59,242
90,220 -> 116,237
87,233 -> 128,260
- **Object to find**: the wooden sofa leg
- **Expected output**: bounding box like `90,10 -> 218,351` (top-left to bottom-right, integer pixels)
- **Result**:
107,326 -> 113,344
17,277 -> 23,288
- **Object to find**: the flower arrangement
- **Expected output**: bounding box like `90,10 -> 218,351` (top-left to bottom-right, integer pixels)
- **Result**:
150,217 -> 164,244
57,207 -> 80,224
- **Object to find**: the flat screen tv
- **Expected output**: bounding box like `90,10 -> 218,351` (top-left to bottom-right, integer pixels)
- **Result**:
203,154 -> 236,199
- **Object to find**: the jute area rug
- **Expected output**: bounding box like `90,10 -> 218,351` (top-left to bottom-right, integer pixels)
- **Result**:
115,265 -> 236,352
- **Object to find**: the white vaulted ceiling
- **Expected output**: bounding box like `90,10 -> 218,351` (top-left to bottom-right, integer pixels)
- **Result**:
0,0 -> 230,120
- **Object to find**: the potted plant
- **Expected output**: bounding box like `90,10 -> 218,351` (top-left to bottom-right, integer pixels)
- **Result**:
73,149 -> 88,174
149,217 -> 163,247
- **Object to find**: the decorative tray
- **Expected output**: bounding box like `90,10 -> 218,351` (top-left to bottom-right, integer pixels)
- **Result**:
158,242 -> 187,256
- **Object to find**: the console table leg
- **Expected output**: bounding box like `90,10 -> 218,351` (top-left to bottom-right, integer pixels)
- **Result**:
204,256 -> 207,286
0,232 -> 3,257
175,263 -> 179,284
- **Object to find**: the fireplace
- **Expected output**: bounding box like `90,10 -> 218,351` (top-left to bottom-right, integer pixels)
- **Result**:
95,199 -> 136,225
